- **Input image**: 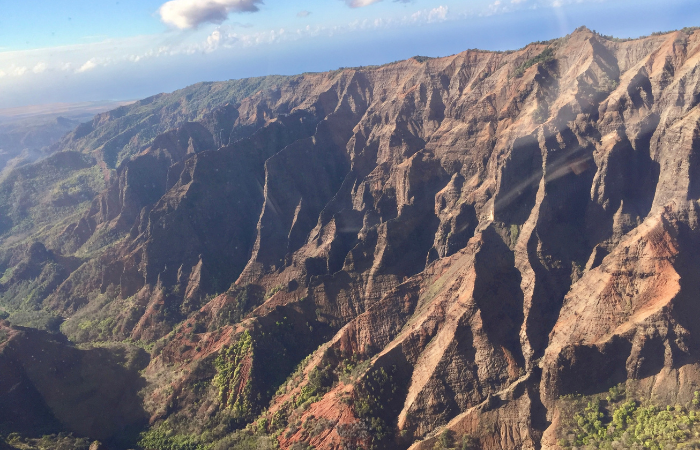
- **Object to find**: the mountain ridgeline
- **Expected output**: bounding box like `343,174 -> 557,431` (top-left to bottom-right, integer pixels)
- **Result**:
2,26 -> 700,450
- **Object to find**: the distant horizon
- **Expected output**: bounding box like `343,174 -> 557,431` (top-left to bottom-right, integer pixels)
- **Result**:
2,0 -> 699,110
3,23 -> 690,111
0,100 -> 136,124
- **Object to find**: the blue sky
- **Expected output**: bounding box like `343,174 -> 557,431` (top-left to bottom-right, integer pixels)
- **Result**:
1,0 -> 699,109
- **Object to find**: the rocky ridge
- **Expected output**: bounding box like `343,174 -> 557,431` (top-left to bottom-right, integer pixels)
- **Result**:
2,26 -> 700,449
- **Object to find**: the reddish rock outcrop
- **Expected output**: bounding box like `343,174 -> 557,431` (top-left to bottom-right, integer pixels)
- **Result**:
4,26 -> 700,450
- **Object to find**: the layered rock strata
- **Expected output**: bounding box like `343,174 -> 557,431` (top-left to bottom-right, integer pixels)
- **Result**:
2,26 -> 700,449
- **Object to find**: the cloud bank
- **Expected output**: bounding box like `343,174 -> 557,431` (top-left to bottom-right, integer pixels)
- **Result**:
77,59 -> 98,73
411,6 -> 448,23
0,1 -> 454,81
343,0 -> 382,7
342,0 -> 411,8
159,0 -> 263,29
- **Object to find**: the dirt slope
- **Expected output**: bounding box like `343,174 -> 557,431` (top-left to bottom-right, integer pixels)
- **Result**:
3,26 -> 700,449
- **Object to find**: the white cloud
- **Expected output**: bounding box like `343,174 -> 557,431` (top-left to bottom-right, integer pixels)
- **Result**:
343,0 -> 382,8
297,10 -> 311,17
410,6 -> 449,23
10,65 -> 28,77
428,6 -> 448,22
236,27 -> 287,46
486,0 -> 510,14
32,62 -> 47,74
77,59 -> 98,73
207,29 -> 223,49
159,0 -> 262,29
0,1 -> 453,86
342,0 -> 411,7
204,27 -> 239,52
0,1 -> 457,90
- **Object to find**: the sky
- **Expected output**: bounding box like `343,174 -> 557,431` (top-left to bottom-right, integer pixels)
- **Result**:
1,0 -> 699,109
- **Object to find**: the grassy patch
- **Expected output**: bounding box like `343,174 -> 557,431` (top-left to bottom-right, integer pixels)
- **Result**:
0,261 -> 66,312
138,423 -> 210,450
264,285 -> 285,300
214,331 -> 255,420
0,432 -> 92,450
509,224 -> 520,247
60,287 -> 142,343
0,266 -> 14,284
6,309 -> 63,333
0,153 -> 105,249
559,386 -> 700,450
513,47 -> 555,78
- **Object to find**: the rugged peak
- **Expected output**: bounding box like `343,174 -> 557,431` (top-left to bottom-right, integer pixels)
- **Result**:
4,27 -> 700,450
572,25 -> 593,35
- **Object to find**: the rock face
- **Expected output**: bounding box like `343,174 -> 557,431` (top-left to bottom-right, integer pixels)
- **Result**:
3,26 -> 700,449
0,321 -> 148,443
0,115 -> 81,176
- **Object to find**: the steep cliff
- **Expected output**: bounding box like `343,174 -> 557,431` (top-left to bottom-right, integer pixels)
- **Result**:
3,26 -> 700,450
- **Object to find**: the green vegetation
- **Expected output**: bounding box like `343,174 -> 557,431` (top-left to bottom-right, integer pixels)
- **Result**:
509,224 -> 520,247
412,56 -> 435,63
138,399 -> 280,450
354,366 -> 401,445
431,430 -> 477,450
293,362 -> 335,408
0,266 -> 14,284
0,432 -> 92,450
139,423 -> 210,450
0,153 -> 105,248
138,415 -> 279,450
338,353 -> 371,383
214,331 -> 255,420
301,416 -> 336,438
593,26 -> 699,43
6,309 -> 63,333
70,75 -> 295,167
143,314 -> 335,450
0,154 -> 118,341
679,27 -> 700,35
207,431 -> 276,450
0,264 -> 62,308
254,308 -> 334,400
559,387 -> 700,450
260,346 -> 404,448
49,169 -> 103,207
60,286 -> 140,343
265,285 -> 285,300
513,47 -> 556,78
214,285 -> 264,329
261,348 -> 372,445
274,349 -> 368,413
0,249 -> 70,317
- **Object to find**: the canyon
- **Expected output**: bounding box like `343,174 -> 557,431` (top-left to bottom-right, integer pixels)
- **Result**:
2,26 -> 700,449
